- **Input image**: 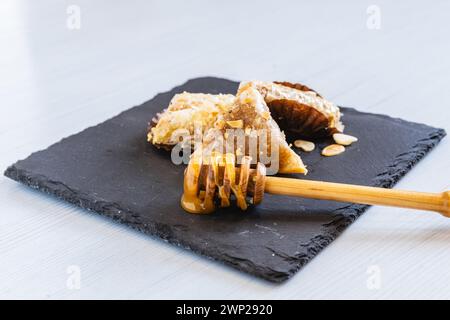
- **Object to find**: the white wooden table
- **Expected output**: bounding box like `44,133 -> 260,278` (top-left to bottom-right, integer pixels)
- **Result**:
1,0 -> 449,299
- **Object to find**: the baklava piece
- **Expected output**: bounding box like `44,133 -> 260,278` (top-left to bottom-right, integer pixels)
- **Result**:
207,86 -> 307,174
147,92 -> 235,148
238,81 -> 344,138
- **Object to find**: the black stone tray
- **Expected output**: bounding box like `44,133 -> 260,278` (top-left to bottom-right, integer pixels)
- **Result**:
4,77 -> 446,283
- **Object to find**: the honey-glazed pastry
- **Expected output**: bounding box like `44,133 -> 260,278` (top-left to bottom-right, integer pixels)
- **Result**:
147,92 -> 235,149
238,81 -> 344,138
206,86 -> 307,175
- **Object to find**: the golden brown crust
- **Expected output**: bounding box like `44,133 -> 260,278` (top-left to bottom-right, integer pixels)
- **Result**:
273,81 -> 323,98
147,112 -> 173,151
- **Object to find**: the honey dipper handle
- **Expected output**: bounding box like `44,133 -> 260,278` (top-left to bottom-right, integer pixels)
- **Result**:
264,177 -> 450,217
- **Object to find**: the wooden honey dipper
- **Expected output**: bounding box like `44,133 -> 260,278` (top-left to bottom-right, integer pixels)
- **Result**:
181,153 -> 450,216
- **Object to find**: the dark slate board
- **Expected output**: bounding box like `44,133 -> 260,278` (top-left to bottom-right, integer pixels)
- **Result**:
4,77 -> 446,283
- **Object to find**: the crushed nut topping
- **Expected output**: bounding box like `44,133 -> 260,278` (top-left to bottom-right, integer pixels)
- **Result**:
226,120 -> 244,129
261,111 -> 271,120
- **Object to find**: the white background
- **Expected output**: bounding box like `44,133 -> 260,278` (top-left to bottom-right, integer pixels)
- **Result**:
1,0 -> 449,299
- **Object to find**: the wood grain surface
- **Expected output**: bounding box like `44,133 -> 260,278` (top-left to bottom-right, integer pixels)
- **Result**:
1,0 -> 449,299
